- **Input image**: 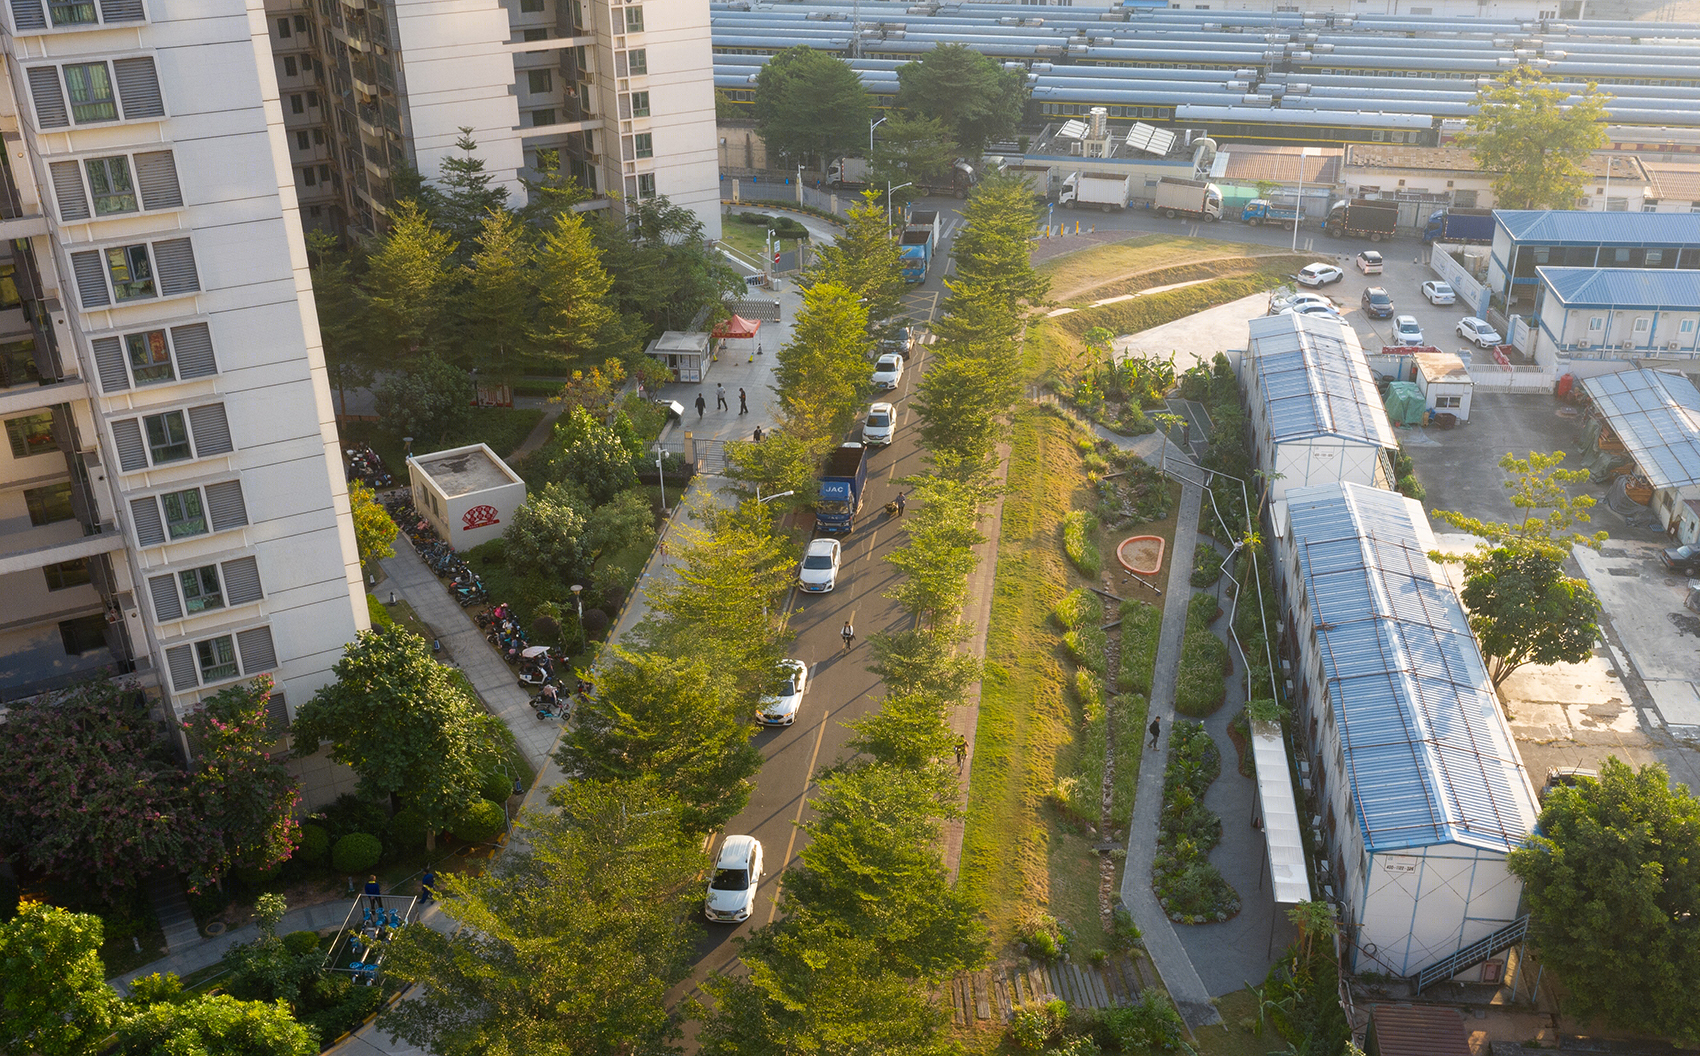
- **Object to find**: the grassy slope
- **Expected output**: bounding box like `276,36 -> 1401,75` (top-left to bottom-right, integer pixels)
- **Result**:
1037,234 -> 1309,304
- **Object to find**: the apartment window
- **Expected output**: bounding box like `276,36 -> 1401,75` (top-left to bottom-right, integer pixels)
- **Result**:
627,49 -> 647,75
634,132 -> 653,159
1434,395 -> 1461,408
1683,320 -> 1696,334
521,0 -> 545,9
637,173 -> 656,198
181,565 -> 224,614
523,27 -> 548,40
306,91 -> 318,109
161,487 -> 207,539
1634,317 -> 1651,333
302,55 -> 315,72
625,5 -> 644,31
277,16 -> 291,37
26,482 -> 75,526
296,130 -> 310,151
106,244 -> 154,300
44,559 -> 91,591
294,14 -> 306,31
284,56 -> 298,77
7,412 -> 57,458
64,63 -> 117,123
1644,204 -> 1659,213
197,636 -> 239,682
291,94 -> 304,114
49,1 -> 97,24
145,410 -> 191,464
91,323 -> 214,393
60,615 -> 109,656
528,69 -> 552,94
532,110 -> 555,127
86,156 -> 137,215
1588,316 -> 1604,331
0,339 -> 39,389
318,164 -> 329,183
630,90 -> 650,117
303,167 -> 316,187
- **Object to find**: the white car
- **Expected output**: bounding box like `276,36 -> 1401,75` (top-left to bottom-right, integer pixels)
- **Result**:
757,659 -> 808,726
704,835 -> 764,923
1355,250 -> 1384,274
1422,281 -> 1456,306
1280,302 -> 1343,320
1457,317 -> 1503,348
798,537 -> 841,593
871,354 -> 904,390
863,402 -> 895,446
1267,292 -> 1335,315
1295,263 -> 1345,287
1392,315 -> 1425,346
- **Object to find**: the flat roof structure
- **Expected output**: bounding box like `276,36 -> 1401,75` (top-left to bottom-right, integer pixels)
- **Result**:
1251,722 -> 1311,906
414,446 -> 521,498
1494,209 -> 1700,246
1343,145 -> 1644,182
1285,482 -> 1538,855
1412,351 -> 1470,385
1536,266 -> 1700,309
1367,1004 -> 1471,1056
1247,314 -> 1397,449
1580,368 -> 1700,490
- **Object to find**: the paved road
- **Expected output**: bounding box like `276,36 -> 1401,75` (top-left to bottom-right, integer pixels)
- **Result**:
672,203 -> 967,1006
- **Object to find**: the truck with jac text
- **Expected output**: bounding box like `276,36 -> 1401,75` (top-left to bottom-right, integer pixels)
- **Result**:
815,442 -> 869,533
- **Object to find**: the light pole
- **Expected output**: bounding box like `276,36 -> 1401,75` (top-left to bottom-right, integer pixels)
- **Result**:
570,583 -> 584,652
1292,146 -> 1319,253
656,453 -> 666,512
886,181 -> 913,238
869,116 -> 886,154
755,490 -> 794,622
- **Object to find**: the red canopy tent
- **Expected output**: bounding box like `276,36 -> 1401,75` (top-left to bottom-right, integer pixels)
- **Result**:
712,314 -> 762,340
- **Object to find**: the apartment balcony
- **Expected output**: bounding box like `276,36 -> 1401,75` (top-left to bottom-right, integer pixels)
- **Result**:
0,377 -> 89,420
0,212 -> 49,241
522,117 -> 604,137
0,617 -> 139,706
365,155 -> 390,180
0,519 -> 124,578
352,73 -> 380,98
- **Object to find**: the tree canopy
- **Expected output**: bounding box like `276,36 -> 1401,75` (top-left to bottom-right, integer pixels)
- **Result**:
1434,450 -> 1607,558
773,280 -> 870,448
894,44 -> 1029,154
1458,546 -> 1601,686
0,902 -> 117,1056
1462,69 -> 1610,210
753,46 -> 871,166
1508,759 -> 1700,1042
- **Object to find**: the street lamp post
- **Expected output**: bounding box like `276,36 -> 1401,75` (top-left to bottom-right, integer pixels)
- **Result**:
869,116 -> 886,154
1292,146 -> 1320,253
656,453 -> 667,512
755,490 -> 794,622
571,583 -> 584,652
886,181 -> 913,240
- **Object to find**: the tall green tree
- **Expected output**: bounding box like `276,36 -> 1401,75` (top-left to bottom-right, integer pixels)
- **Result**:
723,430 -> 826,514
517,148 -> 594,228
534,210 -> 621,364
594,196 -> 742,338
1508,759 -> 1700,1042
0,902 -> 117,1056
348,479 -> 398,570
884,477 -> 986,630
1462,69 -> 1610,210
291,626 -> 505,839
554,648 -> 762,833
432,127 -> 511,250
502,481 -> 591,589
539,406 -> 642,503
453,208 -> 536,383
374,353 -> 473,446
773,281 -> 870,448
306,231 -> 377,419
803,193 -> 907,338
894,44 -> 1028,154
363,201 -> 458,358
1458,546 -> 1601,687
753,46 -> 871,167
869,114 -> 962,199
947,173 -> 1048,306
380,779 -> 706,1056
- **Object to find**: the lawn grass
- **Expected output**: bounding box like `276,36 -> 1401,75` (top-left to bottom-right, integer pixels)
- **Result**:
1036,234 -> 1307,304
1195,988 -> 1272,1056
719,215 -> 808,267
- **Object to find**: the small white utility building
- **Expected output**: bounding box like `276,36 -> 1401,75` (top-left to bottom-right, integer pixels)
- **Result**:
1412,351 -> 1473,422
1245,314 -> 1397,503
1580,369 -> 1700,534
1276,482 -> 1539,978
408,444 -> 527,551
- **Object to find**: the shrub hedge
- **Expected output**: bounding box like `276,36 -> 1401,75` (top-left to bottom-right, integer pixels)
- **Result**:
1063,510 -> 1101,580
1175,591 -> 1229,716
1116,600 -> 1161,695
330,833 -> 382,874
1053,587 -> 1103,632
1152,720 -> 1240,922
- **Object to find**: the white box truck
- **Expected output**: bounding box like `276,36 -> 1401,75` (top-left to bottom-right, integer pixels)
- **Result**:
1153,177 -> 1223,221
1058,172 -> 1130,212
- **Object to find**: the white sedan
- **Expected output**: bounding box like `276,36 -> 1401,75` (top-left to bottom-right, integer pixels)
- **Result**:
1422,281 -> 1456,306
863,402 -> 895,446
757,659 -> 808,726
1457,317 -> 1503,348
1392,315 -> 1425,346
705,835 -> 764,923
871,354 -> 904,390
1268,292 -> 1335,315
798,537 -> 841,592
1280,302 -> 1343,320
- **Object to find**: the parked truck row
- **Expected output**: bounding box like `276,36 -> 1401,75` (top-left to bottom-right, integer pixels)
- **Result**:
1421,207 -> 1494,245
1323,198 -> 1400,242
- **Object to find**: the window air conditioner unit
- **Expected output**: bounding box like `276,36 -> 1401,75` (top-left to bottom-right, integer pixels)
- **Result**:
1620,341 -> 1634,350
1669,341 -> 1681,351
1070,141 -> 1084,156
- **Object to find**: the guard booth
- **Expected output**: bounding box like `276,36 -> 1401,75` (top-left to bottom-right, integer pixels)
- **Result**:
408,443 -> 527,550
645,331 -> 712,383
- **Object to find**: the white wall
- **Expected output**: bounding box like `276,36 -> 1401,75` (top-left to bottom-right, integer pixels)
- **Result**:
1356,845 -> 1524,976
1272,439 -> 1385,502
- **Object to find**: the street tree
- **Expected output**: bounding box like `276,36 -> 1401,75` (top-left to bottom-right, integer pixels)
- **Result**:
894,44 -> 1029,155
1508,758 -> 1700,1042
363,201 -> 458,358
1434,450 -> 1607,557
752,46 -> 871,167
291,626 -> 505,840
517,148 -> 594,228
723,430 -> 826,513
554,648 -> 762,833
431,128 -> 511,250
0,902 -> 117,1056
533,209 -> 621,364
502,481 -> 591,590
374,353 -> 472,446
868,628 -> 980,703
348,479 -> 397,570
845,690 -> 956,771
1459,546 -> 1601,687
885,478 -> 986,630
1462,70 -> 1609,210
306,231 -> 377,419
913,349 -> 1015,475
187,678 -> 302,884
117,994 -> 316,1056
773,280 -> 870,448
452,208 -> 536,384
380,779 -> 705,1056
594,196 -> 743,339
947,173 -> 1049,305
869,114 -> 962,196
803,193 -> 907,337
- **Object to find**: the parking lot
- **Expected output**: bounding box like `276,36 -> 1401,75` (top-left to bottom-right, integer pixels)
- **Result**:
1284,246 -> 1503,364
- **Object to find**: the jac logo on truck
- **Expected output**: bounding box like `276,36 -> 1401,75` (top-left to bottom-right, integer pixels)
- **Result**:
462,505 -> 500,531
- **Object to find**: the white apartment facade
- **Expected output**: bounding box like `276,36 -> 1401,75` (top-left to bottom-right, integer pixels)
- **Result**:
264,0 -> 719,239
0,1 -> 367,740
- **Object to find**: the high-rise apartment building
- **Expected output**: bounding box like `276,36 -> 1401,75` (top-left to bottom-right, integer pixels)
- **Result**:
264,0 -> 720,240
0,1 -> 368,735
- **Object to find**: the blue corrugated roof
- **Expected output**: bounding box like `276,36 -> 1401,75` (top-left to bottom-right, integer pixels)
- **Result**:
1537,266 -> 1700,308
1248,314 -> 1397,450
1285,482 -> 1538,856
1495,209 -> 1700,245
1580,368 -> 1700,489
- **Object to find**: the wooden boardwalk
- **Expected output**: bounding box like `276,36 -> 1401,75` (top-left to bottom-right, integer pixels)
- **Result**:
946,957 -> 1148,1029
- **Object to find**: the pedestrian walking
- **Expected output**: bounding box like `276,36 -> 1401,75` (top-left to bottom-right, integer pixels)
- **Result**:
754,425 -> 765,442
420,868 -> 436,903
364,875 -> 383,912
756,341 -> 763,356
716,383 -> 728,410
954,735 -> 967,770
841,620 -> 855,651
738,388 -> 748,414
695,393 -> 706,418
1148,717 -> 1161,749
895,492 -> 907,517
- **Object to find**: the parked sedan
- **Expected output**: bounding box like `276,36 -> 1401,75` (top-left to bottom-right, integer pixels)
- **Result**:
1280,303 -> 1344,321
1355,250 -> 1384,274
1457,317 -> 1503,348
1422,280 -> 1456,306
705,835 -> 764,923
1267,292 -> 1335,315
863,401 -> 895,446
1361,286 -> 1395,318
871,354 -> 904,390
1295,263 -> 1345,287
757,659 -> 808,726
798,537 -> 842,592
1392,315 -> 1425,346
1661,543 -> 1700,574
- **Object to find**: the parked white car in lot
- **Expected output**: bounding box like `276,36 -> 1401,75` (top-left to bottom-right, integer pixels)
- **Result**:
871,354 -> 904,390
1422,281 -> 1456,306
1392,315 -> 1425,346
1295,263 -> 1345,287
1268,292 -> 1335,315
1457,317 -> 1502,348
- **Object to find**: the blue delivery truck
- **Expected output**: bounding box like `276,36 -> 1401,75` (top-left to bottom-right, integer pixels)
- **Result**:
1421,207 -> 1494,245
815,443 -> 869,533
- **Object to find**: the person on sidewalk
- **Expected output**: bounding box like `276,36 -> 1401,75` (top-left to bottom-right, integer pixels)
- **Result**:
364,875 -> 383,912
1148,717 -> 1161,749
954,735 -> 967,770
754,425 -> 765,442
716,383 -> 728,411
695,393 -> 706,418
841,620 -> 855,651
420,869 -> 436,904
738,388 -> 748,414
